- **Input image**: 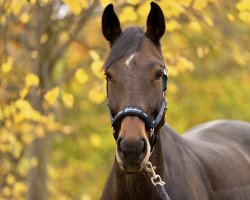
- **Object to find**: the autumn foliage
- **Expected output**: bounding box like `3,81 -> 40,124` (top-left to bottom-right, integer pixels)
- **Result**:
0,0 -> 250,199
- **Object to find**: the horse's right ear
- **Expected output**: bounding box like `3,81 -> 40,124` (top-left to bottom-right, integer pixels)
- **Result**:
102,4 -> 122,45
145,2 -> 165,44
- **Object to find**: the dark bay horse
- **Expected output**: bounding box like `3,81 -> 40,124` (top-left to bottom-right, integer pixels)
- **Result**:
101,2 -> 250,200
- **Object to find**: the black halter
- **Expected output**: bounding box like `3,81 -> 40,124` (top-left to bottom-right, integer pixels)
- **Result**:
107,67 -> 168,153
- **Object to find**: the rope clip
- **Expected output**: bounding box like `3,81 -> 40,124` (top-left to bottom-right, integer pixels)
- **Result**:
146,161 -> 165,187
150,128 -> 155,138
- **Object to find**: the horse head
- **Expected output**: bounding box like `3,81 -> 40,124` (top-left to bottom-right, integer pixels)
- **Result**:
102,2 -> 167,173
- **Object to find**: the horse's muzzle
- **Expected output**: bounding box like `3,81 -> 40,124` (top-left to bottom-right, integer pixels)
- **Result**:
116,137 -> 148,173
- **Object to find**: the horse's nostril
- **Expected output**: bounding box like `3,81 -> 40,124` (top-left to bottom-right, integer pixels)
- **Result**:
142,138 -> 147,154
117,137 -> 123,151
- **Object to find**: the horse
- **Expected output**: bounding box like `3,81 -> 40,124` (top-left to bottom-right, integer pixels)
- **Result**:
100,2 -> 250,200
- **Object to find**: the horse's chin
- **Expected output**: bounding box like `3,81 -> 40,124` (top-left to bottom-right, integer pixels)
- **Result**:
119,165 -> 143,174
116,159 -> 148,174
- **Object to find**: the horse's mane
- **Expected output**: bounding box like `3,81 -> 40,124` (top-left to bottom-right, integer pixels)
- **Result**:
104,27 -> 145,68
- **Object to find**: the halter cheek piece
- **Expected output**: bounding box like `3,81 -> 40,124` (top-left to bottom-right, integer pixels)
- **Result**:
107,67 -> 168,153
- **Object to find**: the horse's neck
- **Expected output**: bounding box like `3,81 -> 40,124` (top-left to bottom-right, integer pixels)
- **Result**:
155,124 -> 208,199
114,124 -> 193,199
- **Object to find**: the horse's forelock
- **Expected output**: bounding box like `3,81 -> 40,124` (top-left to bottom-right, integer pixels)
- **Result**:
104,27 -> 145,69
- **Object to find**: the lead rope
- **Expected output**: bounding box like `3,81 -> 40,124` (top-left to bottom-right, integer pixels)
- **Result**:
146,162 -> 171,200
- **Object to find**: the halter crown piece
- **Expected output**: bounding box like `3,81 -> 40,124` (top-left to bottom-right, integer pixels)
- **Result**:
107,67 -> 168,153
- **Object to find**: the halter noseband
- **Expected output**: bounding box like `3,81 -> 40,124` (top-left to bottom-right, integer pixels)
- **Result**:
107,67 -> 168,153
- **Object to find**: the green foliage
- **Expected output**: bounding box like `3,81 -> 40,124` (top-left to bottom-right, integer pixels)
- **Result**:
0,0 -> 250,199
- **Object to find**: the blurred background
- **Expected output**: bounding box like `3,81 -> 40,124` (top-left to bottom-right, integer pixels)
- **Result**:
0,0 -> 250,199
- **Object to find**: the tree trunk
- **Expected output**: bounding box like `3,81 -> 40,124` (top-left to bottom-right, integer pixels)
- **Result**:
28,136 -> 50,200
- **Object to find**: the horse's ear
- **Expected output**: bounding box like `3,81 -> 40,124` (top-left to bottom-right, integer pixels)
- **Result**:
145,2 -> 165,44
102,4 -> 122,45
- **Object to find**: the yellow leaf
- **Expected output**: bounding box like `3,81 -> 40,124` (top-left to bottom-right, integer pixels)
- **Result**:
21,132 -> 32,144
31,50 -> 39,59
99,0 -> 116,6
75,68 -> 88,84
13,141 -> 22,158
25,73 -> 40,87
239,11 -> 250,23
236,0 -> 250,11
20,13 -> 30,23
159,1 -> 184,18
204,16 -> 214,27
189,21 -> 202,32
2,63 -> 11,73
40,34 -> 48,44
197,46 -> 210,58
168,82 -> 178,94
5,119 -> 12,129
127,0 -> 139,5
0,106 -> 3,120
168,65 -> 179,77
60,31 -> 70,42
14,113 -> 25,124
119,7 -> 138,23
137,3 -> 149,19
30,157 -> 38,168
193,0 -> 208,11
45,115 -> 61,132
36,125 -> 45,138
63,0 -> 84,15
14,99 -> 30,110
15,99 -> 43,122
44,87 -> 60,105
0,143 -> 8,152
90,134 -> 102,148
176,56 -> 194,71
11,0 -> 26,16
166,20 -> 181,32
1,15 -> 6,25
19,88 -> 28,99
91,60 -> 104,78
13,182 -> 27,195
80,0 -> 88,8
62,125 -> 72,135
2,186 -> 11,197
62,92 -> 74,108
226,13 -> 235,22
89,50 -> 100,61
1,57 -> 13,73
88,85 -> 106,104
6,175 -> 15,185
178,0 -> 193,7
14,100 -> 29,117
81,194 -> 91,200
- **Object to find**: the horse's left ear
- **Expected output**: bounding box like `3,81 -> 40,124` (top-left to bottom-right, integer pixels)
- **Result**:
145,2 -> 165,44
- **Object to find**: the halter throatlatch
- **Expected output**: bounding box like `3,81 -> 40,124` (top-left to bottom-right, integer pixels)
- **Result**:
107,67 -> 168,153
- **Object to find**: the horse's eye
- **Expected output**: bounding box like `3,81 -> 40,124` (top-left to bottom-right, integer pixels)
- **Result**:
155,71 -> 163,80
105,72 -> 112,81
